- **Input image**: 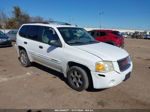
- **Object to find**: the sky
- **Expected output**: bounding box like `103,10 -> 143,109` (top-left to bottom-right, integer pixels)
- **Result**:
0,0 -> 150,30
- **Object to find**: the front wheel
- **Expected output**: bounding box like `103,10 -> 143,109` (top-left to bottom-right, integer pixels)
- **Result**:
19,49 -> 31,67
67,66 -> 89,91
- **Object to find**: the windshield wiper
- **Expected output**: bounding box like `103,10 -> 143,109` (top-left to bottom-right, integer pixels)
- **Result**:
86,40 -> 99,44
68,42 -> 86,45
68,40 -> 99,45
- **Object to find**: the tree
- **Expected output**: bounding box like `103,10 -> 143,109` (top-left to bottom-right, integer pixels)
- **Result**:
5,18 -> 17,29
31,16 -> 44,22
8,6 -> 30,28
0,24 -> 2,28
0,11 -> 8,28
1,6 -> 54,29
20,13 -> 30,24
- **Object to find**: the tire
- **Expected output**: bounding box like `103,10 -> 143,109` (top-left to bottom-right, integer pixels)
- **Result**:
67,66 -> 89,91
19,49 -> 31,67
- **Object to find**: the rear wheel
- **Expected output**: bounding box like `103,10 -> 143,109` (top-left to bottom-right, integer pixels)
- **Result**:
19,49 -> 31,67
67,66 -> 89,91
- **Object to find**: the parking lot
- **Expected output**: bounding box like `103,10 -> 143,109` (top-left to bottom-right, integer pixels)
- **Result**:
0,38 -> 150,109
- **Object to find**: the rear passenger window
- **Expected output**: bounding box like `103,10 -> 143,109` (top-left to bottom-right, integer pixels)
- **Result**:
19,26 -> 28,37
27,26 -> 39,40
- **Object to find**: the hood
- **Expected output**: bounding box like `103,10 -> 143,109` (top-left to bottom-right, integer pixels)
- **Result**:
0,34 -> 8,39
74,42 -> 129,61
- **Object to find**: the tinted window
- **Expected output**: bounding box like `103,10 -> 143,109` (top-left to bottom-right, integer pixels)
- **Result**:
90,31 -> 95,36
26,26 -> 39,40
0,31 -> 8,38
39,26 -> 60,44
19,26 -> 28,37
112,31 -> 122,36
0,31 -> 4,35
97,32 -> 106,36
8,30 -> 17,34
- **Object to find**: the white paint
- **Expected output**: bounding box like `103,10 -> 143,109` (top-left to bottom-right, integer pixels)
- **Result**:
15,23 -> 133,89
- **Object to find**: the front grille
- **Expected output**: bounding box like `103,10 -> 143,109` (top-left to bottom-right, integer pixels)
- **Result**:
117,57 -> 131,72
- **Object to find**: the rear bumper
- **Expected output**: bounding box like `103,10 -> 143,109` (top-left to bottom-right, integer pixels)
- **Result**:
15,44 -> 19,57
90,63 -> 133,89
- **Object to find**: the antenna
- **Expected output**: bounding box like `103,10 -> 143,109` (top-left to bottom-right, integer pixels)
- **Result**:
99,11 -> 104,29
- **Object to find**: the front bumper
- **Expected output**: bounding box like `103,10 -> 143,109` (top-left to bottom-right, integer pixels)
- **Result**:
0,41 -> 12,47
90,62 -> 133,89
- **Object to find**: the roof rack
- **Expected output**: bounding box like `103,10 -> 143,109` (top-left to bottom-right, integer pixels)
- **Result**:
25,22 -> 49,24
48,21 -> 72,25
25,21 -> 72,26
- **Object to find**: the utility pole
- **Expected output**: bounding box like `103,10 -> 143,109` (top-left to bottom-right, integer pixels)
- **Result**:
99,11 -> 104,29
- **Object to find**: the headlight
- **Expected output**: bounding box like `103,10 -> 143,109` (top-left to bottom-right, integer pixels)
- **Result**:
96,61 -> 114,72
127,56 -> 132,63
0,39 -> 6,42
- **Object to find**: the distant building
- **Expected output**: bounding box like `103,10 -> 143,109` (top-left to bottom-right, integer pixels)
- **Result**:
84,28 -> 150,34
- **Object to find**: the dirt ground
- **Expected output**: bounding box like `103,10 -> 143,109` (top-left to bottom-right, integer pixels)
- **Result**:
0,38 -> 150,109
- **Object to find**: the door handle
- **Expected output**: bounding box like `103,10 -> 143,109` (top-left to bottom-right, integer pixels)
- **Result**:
39,45 -> 43,49
24,42 -> 27,44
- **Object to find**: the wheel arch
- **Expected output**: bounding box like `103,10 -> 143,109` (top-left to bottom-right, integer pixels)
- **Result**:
67,61 -> 93,89
18,46 -> 33,62
18,46 -> 26,51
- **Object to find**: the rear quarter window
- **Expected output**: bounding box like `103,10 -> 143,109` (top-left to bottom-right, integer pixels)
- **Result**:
19,25 -> 39,41
19,25 -> 28,37
112,31 -> 122,36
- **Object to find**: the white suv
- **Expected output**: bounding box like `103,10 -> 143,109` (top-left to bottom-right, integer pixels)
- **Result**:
15,22 -> 133,91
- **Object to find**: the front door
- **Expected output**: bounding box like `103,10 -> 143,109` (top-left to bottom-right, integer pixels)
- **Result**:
37,26 -> 63,72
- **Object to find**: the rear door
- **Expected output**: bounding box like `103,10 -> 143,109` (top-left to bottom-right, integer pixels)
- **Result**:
18,25 -> 29,50
23,25 -> 41,61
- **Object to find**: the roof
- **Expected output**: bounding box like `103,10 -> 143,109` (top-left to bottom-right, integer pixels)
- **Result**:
89,29 -> 118,32
22,21 -> 77,28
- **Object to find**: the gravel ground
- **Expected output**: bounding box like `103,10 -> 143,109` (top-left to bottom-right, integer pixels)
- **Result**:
0,39 -> 150,109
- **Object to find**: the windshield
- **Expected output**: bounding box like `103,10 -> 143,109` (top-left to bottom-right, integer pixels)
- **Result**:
58,27 -> 98,45
0,31 -> 4,35
0,31 -> 7,38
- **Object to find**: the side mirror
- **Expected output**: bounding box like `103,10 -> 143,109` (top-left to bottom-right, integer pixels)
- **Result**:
48,40 -> 62,47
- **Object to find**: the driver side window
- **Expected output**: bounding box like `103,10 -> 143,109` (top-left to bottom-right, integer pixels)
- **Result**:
39,27 -> 60,44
